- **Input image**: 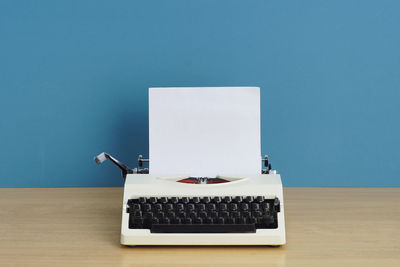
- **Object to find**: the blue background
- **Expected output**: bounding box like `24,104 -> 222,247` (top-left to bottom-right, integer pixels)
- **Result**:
1,0 -> 399,187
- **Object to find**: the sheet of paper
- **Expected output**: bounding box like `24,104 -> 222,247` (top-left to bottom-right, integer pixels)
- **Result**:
149,87 -> 261,177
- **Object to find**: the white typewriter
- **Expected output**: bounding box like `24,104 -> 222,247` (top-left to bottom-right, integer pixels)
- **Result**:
95,87 -> 286,246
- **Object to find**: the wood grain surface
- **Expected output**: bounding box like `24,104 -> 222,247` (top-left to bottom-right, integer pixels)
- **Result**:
0,187 -> 398,266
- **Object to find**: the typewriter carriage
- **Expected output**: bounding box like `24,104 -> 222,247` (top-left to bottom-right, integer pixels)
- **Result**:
94,153 -> 276,180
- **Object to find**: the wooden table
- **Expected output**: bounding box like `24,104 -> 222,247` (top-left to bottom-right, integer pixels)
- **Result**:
0,188 -> 398,266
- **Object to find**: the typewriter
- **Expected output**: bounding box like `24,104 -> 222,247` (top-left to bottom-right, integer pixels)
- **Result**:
94,87 -> 286,246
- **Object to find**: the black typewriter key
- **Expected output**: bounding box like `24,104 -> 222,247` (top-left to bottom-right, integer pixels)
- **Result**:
194,217 -> 203,224
181,197 -> 190,204
154,203 -> 163,211
170,197 -> 179,204
207,203 -> 216,211
229,203 -> 238,211
245,196 -> 254,203
274,197 -> 280,212
262,202 -> 270,212
210,211 -> 218,218
152,217 -> 159,225
172,217 -> 182,224
150,224 -> 256,233
251,203 -> 260,211
156,212 -> 165,219
142,203 -> 152,212
219,203 -> 227,211
187,203 -> 195,211
127,205 -> 132,213
139,197 -> 147,204
149,197 -> 157,204
166,211 -> 175,218
253,211 -> 262,218
165,203 -> 174,211
192,197 -> 200,204
183,218 -> 192,224
159,197 -> 168,204
133,203 -> 141,211
220,211 -> 229,218
128,199 -> 135,206
231,211 -> 240,218
223,196 -> 232,203
198,211 -> 208,218
242,211 -> 251,218
188,211 -> 197,219
133,211 -> 142,217
256,196 -> 265,203
213,196 -> 222,203
216,217 -> 225,224
240,203 -> 249,211
202,197 -> 211,204
177,211 -> 186,218
233,196 -> 243,203
176,203 -> 184,211
196,204 -> 206,211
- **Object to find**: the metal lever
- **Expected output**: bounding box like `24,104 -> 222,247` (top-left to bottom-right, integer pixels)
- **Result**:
138,155 -> 149,167
94,152 -> 134,179
262,155 -> 272,174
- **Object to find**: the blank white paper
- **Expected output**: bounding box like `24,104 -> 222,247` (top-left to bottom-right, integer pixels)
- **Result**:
149,87 -> 261,177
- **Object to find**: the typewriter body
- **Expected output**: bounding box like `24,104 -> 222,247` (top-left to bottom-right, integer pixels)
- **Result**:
95,87 -> 286,246
121,173 -> 285,246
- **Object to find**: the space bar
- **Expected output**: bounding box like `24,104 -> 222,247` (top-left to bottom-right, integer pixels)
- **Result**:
150,224 -> 256,233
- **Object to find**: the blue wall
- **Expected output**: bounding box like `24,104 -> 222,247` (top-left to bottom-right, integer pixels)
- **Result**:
1,0 -> 399,187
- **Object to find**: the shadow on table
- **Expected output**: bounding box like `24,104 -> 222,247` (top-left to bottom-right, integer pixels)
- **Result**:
118,244 -> 286,266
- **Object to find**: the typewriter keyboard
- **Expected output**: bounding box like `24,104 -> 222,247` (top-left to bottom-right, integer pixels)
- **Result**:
127,196 -> 280,233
